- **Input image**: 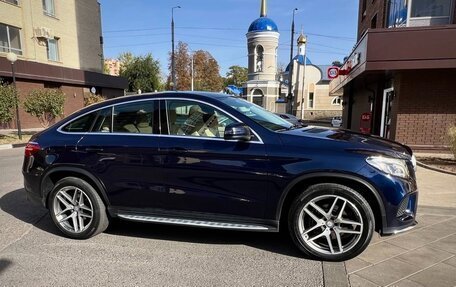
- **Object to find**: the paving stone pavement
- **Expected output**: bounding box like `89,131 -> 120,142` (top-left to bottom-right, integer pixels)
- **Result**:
345,167 -> 456,287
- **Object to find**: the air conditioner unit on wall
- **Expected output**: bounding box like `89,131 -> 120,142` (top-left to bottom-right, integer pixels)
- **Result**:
34,27 -> 54,39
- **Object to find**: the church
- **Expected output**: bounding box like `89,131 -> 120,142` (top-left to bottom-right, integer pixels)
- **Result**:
243,0 -> 342,120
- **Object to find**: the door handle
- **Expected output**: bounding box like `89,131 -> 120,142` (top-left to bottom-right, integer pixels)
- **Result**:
161,147 -> 187,153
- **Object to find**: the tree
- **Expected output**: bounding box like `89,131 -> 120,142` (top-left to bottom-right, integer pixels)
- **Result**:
224,65 -> 248,87
119,53 -> 161,93
332,61 -> 343,67
0,83 -> 18,125
193,50 -> 223,92
167,41 -> 192,90
23,88 -> 65,127
168,42 -> 223,92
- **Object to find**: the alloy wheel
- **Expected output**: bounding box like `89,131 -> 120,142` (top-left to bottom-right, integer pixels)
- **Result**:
52,186 -> 94,233
298,195 -> 364,255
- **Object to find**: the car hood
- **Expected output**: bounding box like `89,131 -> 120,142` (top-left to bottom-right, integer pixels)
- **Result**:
279,126 -> 413,159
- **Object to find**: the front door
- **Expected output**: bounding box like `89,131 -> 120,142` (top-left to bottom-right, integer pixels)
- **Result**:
380,88 -> 394,139
159,99 -> 270,219
76,99 -> 165,209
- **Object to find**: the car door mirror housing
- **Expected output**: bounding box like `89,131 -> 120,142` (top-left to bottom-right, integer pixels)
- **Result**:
224,123 -> 252,141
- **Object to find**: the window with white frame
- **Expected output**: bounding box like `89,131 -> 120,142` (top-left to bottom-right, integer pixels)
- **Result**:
42,0 -> 55,16
332,96 -> 342,106
0,23 -> 22,55
46,38 -> 59,61
308,92 -> 314,108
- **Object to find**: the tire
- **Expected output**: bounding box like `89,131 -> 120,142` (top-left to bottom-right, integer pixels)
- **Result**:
48,177 -> 109,239
288,183 -> 375,261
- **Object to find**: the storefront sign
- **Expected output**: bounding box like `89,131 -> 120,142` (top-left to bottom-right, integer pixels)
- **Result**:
327,67 -> 340,79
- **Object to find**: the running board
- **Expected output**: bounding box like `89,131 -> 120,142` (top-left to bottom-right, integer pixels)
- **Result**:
117,213 -> 274,231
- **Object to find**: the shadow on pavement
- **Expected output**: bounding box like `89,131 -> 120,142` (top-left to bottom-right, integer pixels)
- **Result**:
0,189 -> 312,259
0,189 -> 60,236
0,259 -> 12,275
107,220 -> 310,259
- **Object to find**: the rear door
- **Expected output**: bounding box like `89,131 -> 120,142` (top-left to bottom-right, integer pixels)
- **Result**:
76,99 -> 165,209
159,99 -> 270,219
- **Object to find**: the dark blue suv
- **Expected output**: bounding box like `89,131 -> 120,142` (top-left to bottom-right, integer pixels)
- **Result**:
23,92 -> 418,261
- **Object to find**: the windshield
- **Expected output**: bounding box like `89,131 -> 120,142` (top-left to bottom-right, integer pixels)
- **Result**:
221,97 -> 293,131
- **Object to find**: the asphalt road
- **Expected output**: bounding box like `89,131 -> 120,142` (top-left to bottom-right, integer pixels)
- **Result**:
0,148 -> 324,286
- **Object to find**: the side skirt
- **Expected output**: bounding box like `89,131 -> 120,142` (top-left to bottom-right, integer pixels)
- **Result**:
110,207 -> 278,232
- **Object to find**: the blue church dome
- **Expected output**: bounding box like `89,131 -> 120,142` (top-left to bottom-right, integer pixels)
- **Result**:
248,17 -> 278,32
285,55 -> 312,72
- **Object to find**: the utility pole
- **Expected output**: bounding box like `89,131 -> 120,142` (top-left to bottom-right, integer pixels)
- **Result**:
287,8 -> 298,114
171,6 -> 181,91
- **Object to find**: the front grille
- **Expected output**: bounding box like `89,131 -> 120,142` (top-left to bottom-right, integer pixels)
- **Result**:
396,195 -> 410,218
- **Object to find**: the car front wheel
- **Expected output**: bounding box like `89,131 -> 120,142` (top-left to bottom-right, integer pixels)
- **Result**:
289,183 -> 375,261
48,177 -> 109,239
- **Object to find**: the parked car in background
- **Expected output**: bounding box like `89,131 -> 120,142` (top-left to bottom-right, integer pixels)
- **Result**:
331,116 -> 343,127
23,92 -> 418,261
275,113 -> 304,127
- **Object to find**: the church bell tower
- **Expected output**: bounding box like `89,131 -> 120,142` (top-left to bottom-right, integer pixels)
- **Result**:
243,0 -> 280,111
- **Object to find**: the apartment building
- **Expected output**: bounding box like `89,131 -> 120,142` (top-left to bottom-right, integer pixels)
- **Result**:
330,0 -> 456,151
0,0 -> 127,128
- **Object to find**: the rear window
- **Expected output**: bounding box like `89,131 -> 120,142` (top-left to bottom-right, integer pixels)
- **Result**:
62,112 -> 97,133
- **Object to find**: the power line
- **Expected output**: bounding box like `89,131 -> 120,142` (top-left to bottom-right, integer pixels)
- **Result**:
104,26 -> 355,41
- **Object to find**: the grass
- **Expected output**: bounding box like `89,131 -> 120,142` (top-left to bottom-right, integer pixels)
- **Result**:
0,132 -> 33,145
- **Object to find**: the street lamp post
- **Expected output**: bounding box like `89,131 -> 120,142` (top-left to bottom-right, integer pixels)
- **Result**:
6,52 -> 21,140
191,54 -> 194,91
287,8 -> 298,115
171,5 -> 181,91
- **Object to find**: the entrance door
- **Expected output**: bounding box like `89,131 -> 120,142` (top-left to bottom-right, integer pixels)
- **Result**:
380,88 -> 394,138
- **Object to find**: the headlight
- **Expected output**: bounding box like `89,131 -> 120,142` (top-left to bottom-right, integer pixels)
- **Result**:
366,156 -> 409,178
411,155 -> 417,171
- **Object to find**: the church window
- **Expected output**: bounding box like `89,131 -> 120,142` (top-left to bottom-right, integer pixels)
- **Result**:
255,45 -> 264,72
308,92 -> 314,108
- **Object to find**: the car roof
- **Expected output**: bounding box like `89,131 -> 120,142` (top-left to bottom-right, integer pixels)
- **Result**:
63,91 -> 235,122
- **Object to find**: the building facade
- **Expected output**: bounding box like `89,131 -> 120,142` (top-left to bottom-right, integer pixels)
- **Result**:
283,34 -> 342,120
0,0 -> 127,129
330,0 -> 456,151
243,0 -> 281,112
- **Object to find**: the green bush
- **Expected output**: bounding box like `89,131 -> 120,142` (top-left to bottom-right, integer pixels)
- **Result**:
0,83 -> 18,125
23,88 -> 65,127
449,125 -> 456,159
84,93 -> 105,107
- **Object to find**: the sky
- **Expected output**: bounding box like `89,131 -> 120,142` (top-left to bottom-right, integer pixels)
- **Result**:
99,0 -> 358,77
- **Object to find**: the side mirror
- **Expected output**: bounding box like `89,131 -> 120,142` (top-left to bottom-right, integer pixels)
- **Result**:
224,123 -> 252,141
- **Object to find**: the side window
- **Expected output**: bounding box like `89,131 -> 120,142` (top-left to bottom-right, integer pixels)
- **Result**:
62,112 -> 97,133
113,101 -> 154,134
166,100 -> 236,138
91,107 -> 112,133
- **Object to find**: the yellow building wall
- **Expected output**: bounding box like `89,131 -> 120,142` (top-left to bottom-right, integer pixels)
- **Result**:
0,0 -> 102,72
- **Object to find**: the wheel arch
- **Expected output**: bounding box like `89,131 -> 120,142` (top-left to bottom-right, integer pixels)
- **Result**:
41,166 -> 110,209
276,173 -> 386,233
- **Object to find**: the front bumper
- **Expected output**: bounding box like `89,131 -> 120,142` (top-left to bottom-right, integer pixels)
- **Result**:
358,164 -> 419,236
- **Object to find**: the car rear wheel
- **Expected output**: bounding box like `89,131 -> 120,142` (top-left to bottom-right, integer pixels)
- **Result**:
49,177 -> 109,239
288,183 -> 375,261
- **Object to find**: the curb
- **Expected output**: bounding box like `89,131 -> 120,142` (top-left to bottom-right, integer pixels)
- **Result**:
0,143 -> 27,150
417,161 -> 456,176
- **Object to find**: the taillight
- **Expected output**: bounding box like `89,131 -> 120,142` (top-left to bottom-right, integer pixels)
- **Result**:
25,142 -> 41,157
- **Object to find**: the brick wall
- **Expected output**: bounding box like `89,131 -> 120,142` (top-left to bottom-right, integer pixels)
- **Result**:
10,81 -> 85,129
394,70 -> 456,147
357,0 -> 388,40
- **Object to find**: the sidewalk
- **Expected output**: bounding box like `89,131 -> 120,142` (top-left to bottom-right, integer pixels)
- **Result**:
346,167 -> 456,287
